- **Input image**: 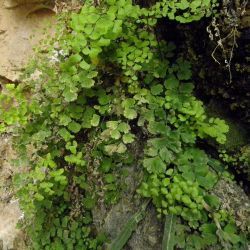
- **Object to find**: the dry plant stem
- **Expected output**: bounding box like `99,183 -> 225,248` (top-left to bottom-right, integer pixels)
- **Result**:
210,25 -> 238,84
226,27 -> 238,84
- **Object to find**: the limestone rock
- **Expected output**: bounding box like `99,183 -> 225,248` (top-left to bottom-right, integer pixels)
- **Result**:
0,0 -> 55,81
0,136 -> 26,250
0,201 -> 24,250
213,179 -> 250,234
4,0 -> 50,8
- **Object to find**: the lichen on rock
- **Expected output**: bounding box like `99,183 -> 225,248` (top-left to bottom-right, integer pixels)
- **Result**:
213,179 -> 250,234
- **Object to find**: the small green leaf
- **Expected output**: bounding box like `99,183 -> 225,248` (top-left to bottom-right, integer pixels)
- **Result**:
98,94 -> 110,105
79,60 -> 90,70
68,121 -> 81,133
164,76 -> 179,90
166,169 -> 174,176
87,13 -> 100,24
111,129 -> 121,140
151,84 -> 163,95
91,114 -> 100,127
34,193 -> 44,201
104,143 -> 127,155
117,122 -> 130,133
59,115 -> 72,126
82,107 -> 95,128
58,128 -> 73,141
69,54 -> 82,63
66,141 -> 77,154
116,143 -> 127,154
104,174 -> 116,183
83,197 -> 96,209
100,158 -> 112,173
224,223 -> 237,234
122,133 -> 135,144
148,122 -> 169,135
97,37 -> 111,47
162,178 -> 170,186
176,0 -> 189,10
179,83 -> 194,94
143,156 -> 166,174
200,223 -> 217,234
106,121 -> 119,129
78,72 -> 95,88
5,83 -> 15,90
222,223 -> 241,244
63,87 -> 78,102
197,172 -> 217,190
124,108 -> 137,120
159,148 -> 174,163
204,195 -> 220,209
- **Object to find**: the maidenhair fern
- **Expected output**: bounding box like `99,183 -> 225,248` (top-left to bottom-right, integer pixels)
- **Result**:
0,0 -> 247,249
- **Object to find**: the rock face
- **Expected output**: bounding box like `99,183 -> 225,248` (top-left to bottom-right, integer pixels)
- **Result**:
0,201 -> 24,250
94,199 -> 163,250
92,166 -> 163,250
0,136 -> 26,250
0,0 -> 55,82
213,179 -> 250,234
126,205 -> 162,250
3,0 -> 49,8
0,0 -> 55,248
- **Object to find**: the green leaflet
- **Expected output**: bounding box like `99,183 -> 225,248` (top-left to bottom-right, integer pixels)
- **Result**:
109,200 -> 150,250
162,214 -> 177,250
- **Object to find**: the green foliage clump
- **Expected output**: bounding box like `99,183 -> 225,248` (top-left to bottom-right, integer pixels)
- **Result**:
219,146 -> 250,182
24,211 -> 105,250
149,0 -> 218,23
0,0 -> 247,249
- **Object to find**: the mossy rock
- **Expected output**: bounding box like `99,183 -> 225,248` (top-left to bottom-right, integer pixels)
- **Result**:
206,100 -> 248,150
224,120 -> 248,150
240,145 -> 250,163
238,145 -> 250,181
